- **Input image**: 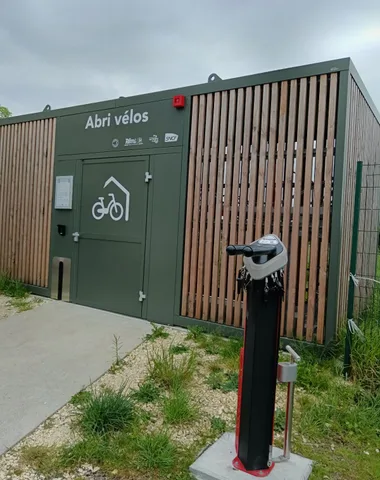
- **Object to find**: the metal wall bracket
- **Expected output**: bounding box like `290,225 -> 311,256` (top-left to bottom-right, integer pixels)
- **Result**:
208,73 -> 222,83
139,290 -> 146,302
145,172 -> 153,183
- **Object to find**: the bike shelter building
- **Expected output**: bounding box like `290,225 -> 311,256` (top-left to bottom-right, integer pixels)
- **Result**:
0,57 -> 379,345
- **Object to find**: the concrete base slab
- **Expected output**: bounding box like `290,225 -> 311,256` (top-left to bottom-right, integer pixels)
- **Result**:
0,300 -> 152,455
190,432 -> 313,480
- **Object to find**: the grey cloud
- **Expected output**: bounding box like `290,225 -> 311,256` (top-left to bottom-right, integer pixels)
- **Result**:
1,0 -> 380,116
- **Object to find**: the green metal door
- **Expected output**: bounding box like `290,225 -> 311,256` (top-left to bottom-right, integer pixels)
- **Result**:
74,156 -> 149,317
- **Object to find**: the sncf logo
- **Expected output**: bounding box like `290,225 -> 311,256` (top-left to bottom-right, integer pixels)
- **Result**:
165,133 -> 179,143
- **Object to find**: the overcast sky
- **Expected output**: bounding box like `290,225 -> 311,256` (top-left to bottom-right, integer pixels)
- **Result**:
1,0 -> 380,117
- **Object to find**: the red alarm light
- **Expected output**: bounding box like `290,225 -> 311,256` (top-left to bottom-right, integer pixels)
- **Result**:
173,95 -> 186,108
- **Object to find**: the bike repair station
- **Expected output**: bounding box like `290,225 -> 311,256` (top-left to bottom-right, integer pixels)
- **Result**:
190,235 -> 313,479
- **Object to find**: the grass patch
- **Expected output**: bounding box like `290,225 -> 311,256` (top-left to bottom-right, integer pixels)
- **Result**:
274,408 -> 286,433
0,273 -> 28,298
135,432 -> 176,470
132,380 -> 161,404
70,390 -> 93,407
207,370 -> 239,392
163,388 -> 198,425
147,347 -> 196,390
78,386 -> 134,436
169,343 -> 190,355
350,317 -> 380,394
20,445 -> 61,476
210,416 -> 227,435
145,323 -> 169,342
185,326 -> 206,341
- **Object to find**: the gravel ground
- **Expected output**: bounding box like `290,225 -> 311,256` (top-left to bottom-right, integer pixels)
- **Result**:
0,294 -> 47,320
0,326 -> 288,480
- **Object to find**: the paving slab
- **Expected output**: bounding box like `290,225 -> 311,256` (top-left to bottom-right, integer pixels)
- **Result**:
0,300 -> 151,455
190,432 -> 313,480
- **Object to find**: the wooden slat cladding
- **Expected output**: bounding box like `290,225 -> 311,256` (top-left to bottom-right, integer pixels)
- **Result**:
0,119 -> 56,288
337,78 -> 380,324
182,75 -> 339,342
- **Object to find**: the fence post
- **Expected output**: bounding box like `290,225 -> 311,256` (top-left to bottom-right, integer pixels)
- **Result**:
343,161 -> 363,377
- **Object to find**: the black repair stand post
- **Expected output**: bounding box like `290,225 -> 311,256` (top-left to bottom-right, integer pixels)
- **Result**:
234,277 -> 283,476
226,236 -> 287,478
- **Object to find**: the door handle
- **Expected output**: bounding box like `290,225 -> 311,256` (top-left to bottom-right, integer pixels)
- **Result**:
72,232 -> 80,243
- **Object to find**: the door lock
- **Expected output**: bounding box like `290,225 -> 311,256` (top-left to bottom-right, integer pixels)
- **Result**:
72,232 -> 80,243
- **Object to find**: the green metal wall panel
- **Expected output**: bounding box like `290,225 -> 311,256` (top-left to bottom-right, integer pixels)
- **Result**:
144,153 -> 182,324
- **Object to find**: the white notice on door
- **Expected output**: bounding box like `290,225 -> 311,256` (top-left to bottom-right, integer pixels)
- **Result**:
55,175 -> 73,209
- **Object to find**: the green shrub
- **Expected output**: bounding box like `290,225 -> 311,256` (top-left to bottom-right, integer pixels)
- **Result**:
78,387 -> 134,436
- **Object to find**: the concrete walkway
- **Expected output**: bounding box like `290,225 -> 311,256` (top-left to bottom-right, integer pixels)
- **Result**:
0,300 -> 152,455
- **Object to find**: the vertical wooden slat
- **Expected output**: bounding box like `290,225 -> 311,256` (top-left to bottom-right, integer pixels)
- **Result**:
0,126 -> 8,272
20,123 -> 32,282
234,87 -> 253,327
33,121 -> 44,285
273,81 -> 289,235
15,122 -> 26,280
195,94 -> 214,318
2,126 -> 12,273
226,89 -> 245,325
210,92 -> 228,321
286,78 -> 308,338
244,86 -> 262,324
43,119 -> 55,287
188,96 -> 206,317
264,83 -> 279,234
12,124 -> 23,278
8,125 -> 18,274
255,85 -> 270,239
30,121 -> 40,285
281,80 -> 298,335
306,75 -> 328,340
218,90 -> 236,324
203,93 -> 221,320
317,73 -> 338,343
37,121 -> 48,286
297,76 -> 317,339
181,97 -> 199,316
246,86 -> 262,244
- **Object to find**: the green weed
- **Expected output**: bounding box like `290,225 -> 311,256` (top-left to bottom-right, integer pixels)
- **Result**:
274,408 -> 286,433
0,273 -> 28,298
169,343 -> 190,355
20,445 -> 61,476
207,371 -> 239,392
78,386 -> 134,436
210,416 -> 227,435
135,432 -> 176,470
185,326 -> 206,341
145,323 -> 169,342
70,390 -> 93,407
147,347 -> 196,390
132,380 -> 161,404
163,388 -> 198,425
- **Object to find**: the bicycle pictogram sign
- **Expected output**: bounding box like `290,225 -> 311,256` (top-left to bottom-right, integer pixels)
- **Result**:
91,177 -> 130,222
